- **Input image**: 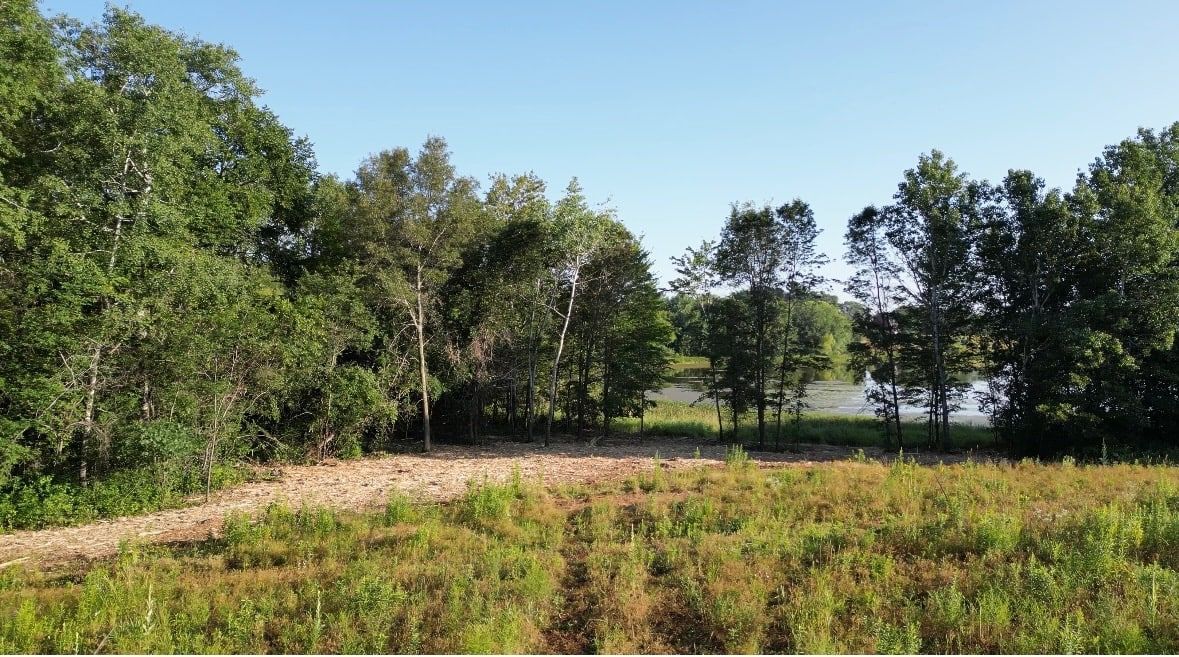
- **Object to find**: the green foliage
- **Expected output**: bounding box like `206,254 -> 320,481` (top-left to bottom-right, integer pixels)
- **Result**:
0,464 -> 243,530
0,1 -> 677,523
838,126 -> 1179,456
1,4 -> 313,508
977,126 -> 1179,454
724,444 -> 750,468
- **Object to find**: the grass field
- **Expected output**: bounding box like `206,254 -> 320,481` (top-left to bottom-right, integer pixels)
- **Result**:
616,399 -> 996,450
669,355 -> 712,369
3,454 -> 1178,653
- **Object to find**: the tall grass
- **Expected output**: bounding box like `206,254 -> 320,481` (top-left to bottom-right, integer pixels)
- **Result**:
668,355 -> 711,369
3,459 -> 1179,653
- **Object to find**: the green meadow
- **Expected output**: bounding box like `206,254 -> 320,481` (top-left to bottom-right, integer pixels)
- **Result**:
4,453 -> 1178,653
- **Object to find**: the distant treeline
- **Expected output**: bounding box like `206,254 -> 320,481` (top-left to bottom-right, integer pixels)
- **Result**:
667,129 -> 1179,456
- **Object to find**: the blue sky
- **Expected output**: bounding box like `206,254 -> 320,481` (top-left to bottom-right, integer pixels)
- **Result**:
43,0 -> 1179,293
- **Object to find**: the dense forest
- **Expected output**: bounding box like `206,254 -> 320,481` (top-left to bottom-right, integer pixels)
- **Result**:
3,1 -> 1179,528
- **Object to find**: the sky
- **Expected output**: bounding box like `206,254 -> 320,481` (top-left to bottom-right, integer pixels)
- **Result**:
42,0 -> 1179,294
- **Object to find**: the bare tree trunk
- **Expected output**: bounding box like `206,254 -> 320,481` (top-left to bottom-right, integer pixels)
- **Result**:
754,295 -> 767,448
773,300 -> 797,448
204,436 -> 216,502
940,367 -> 951,449
576,334 -> 594,439
927,387 -> 937,447
928,259 -> 948,450
467,382 -> 478,444
639,391 -> 645,440
710,356 -> 725,441
886,347 -> 903,448
320,384 -> 334,460
79,147 -> 153,482
545,272 -> 578,447
140,378 -> 152,421
526,352 -> 537,441
507,376 -> 517,429
698,299 -> 725,443
525,281 -> 542,442
79,346 -> 101,484
601,367 -> 610,442
80,210 -> 126,482
932,302 -> 949,450
414,269 -> 432,453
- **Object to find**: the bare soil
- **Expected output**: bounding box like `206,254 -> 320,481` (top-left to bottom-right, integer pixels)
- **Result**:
0,436 -> 978,567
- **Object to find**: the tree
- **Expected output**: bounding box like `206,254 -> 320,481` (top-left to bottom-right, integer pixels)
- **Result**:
543,180 -> 611,446
0,7 -> 315,485
596,237 -> 674,441
879,152 -> 985,449
482,173 -> 555,441
669,240 -> 726,439
0,0 -> 61,484
715,203 -> 784,448
975,171 -> 1083,451
504,203 -> 555,440
845,206 -> 905,448
708,293 -> 758,435
351,138 -> 483,452
439,174 -> 550,444
665,293 -> 707,356
770,200 -> 828,446
285,271 -> 384,460
0,0 -> 58,272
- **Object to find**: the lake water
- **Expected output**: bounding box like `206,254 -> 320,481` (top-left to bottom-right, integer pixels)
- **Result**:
654,368 -> 991,426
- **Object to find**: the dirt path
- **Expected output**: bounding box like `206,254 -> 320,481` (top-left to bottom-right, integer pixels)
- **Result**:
0,437 -> 970,567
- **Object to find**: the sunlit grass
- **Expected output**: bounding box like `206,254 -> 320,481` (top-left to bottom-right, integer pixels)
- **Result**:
669,355 -> 711,369
3,458 -> 1179,653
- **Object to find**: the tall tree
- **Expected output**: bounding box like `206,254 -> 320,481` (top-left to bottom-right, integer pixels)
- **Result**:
543,180 -> 610,446
1068,126 -> 1179,450
351,138 -> 483,452
708,293 -> 758,435
0,8 -> 316,484
669,240 -> 725,440
975,172 -> 1082,451
771,200 -> 828,446
599,240 -> 674,441
0,0 -> 61,483
845,206 -> 905,448
715,203 -> 784,447
879,152 -> 985,449
483,173 -> 554,441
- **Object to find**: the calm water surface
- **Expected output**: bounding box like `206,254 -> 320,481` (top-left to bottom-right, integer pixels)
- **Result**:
654,367 -> 991,426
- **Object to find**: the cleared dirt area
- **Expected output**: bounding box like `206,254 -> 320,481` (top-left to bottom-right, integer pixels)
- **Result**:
0,437 -> 981,567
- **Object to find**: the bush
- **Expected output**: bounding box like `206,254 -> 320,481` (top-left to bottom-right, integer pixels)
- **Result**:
114,420 -> 202,470
0,463 -> 245,531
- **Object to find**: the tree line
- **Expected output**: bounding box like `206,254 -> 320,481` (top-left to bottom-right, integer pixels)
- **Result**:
669,127 -> 1179,456
0,3 -> 671,518
3,2 -> 1177,525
